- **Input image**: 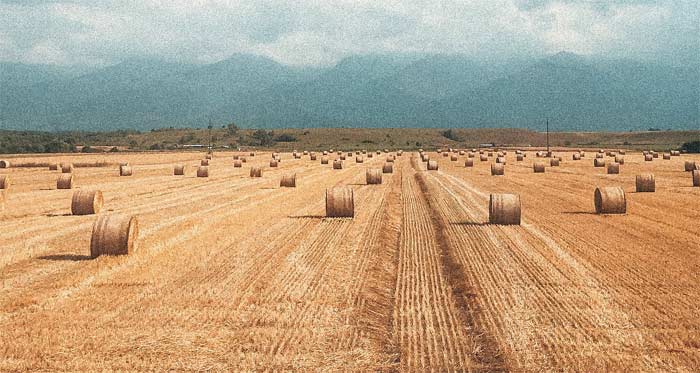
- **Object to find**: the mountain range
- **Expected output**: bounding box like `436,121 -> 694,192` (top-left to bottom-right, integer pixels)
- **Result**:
1,52 -> 697,131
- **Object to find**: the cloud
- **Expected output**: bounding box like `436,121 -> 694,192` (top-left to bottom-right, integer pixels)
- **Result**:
0,0 -> 696,67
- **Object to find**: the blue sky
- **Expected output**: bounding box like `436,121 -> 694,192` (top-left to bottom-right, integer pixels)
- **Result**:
1,0 -> 697,67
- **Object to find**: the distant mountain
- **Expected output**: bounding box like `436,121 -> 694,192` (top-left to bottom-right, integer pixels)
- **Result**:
1,52 -> 697,131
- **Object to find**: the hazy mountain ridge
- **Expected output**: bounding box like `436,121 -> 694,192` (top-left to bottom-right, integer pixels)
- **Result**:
1,52 -> 697,131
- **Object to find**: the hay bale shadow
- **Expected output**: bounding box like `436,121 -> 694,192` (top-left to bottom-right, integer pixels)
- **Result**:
38,254 -> 92,261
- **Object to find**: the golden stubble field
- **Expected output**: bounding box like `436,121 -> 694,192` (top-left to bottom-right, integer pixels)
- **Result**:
0,148 -> 698,371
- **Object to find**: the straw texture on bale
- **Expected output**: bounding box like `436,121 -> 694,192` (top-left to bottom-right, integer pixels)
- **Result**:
249,152 -> 255,157
671,150 -> 680,156
197,166 -> 209,177
550,158 -> 560,167
367,153 -> 373,158
489,194 -> 521,225
366,169 -> 383,184
270,159 -> 278,167
596,153 -> 604,159
644,154 -> 653,161
442,152 -> 448,157
340,154 -> 346,160
615,155 -> 625,164
468,152 -> 475,158
321,156 -> 329,164
491,163 -> 504,176
119,165 -> 133,176
234,160 -> 242,167
201,159 -> 209,166
56,174 -> 73,189
427,160 -> 438,171
49,163 -> 59,170
326,187 -> 354,218
663,153 -> 671,160
422,154 -> 430,162
174,165 -> 185,175
496,156 -> 506,164
450,155 -> 458,161
693,170 -> 700,187
533,162 -> 545,173
61,163 -> 73,173
71,190 -> 103,215
310,154 -> 317,161
0,160 -> 9,168
459,151 -> 465,156
0,175 -> 9,190
333,160 -> 343,169
480,155 -> 488,162
607,162 -> 620,174
382,162 -> 393,173
90,214 -> 138,257
303,151 -> 308,155
573,153 -> 581,160
465,159 -> 474,167
594,187 -> 626,214
356,156 -> 364,163
205,154 -> 212,160
280,173 -> 296,187
397,150 -> 403,156
619,150 -> 626,155
685,161 -> 696,172
594,158 -> 605,167
516,155 -> 524,161
635,174 -> 655,192
250,167 -> 262,177
653,153 -> 659,158
241,157 -> 247,163
233,155 -> 239,160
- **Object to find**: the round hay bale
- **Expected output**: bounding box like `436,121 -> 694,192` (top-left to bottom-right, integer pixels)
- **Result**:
310,154 -> 317,161
468,152 -> 475,158
240,157 -> 247,163
422,154 -> 430,162
480,154 -> 488,162
234,160 -> 242,168
0,160 -> 9,168
644,154 -> 653,162
201,159 -> 209,166
653,152 -> 659,159
340,154 -> 346,160
427,160 -> 438,171
489,194 -> 521,225
233,155 -> 240,160
303,151 -> 309,155
205,154 -> 212,160
442,152 -> 449,157
450,155 -> 458,161
516,154 -> 524,161
367,153 -> 374,158
491,163 -> 504,176
594,158 -> 606,167
397,150 -> 403,156
294,152 -> 301,159
71,190 -> 103,215
594,187 -> 626,214
662,153 -> 671,160
595,153 -> 604,159
387,155 -> 395,162
250,167 -> 262,177
599,149 -> 605,154
174,165 -> 185,175
356,155 -> 364,163
197,166 -> 209,177
684,161 -> 696,172
459,150 -> 465,156
326,187 -> 354,218
487,151 -> 494,157
376,150 -> 381,155
550,158 -> 560,167
322,151 -> 328,156
0,175 -> 9,190
56,174 -> 74,189
90,214 -> 138,257
607,162 -> 620,174
580,151 -> 586,158
533,162 -> 545,173
270,159 -> 278,167
671,150 -> 680,156
615,155 -> 625,164
572,153 -> 581,160
49,163 -> 59,171
619,150 -> 626,155
693,170 -> 699,187
119,165 -> 133,176
333,160 -> 343,169
249,152 -> 255,157
465,159 -> 474,167
321,156 -> 329,164
61,163 -> 74,173
496,156 -> 506,164
636,173 -> 655,192
366,169 -> 383,184
280,173 -> 296,187
382,162 -> 393,173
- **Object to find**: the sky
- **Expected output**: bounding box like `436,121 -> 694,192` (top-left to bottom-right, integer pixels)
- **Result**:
1,0 -> 698,67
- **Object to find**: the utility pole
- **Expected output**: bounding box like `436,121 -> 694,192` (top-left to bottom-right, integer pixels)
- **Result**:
207,118 -> 213,153
546,118 -> 550,154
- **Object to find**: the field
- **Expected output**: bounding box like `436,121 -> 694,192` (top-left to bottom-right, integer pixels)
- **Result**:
0,148 -> 699,371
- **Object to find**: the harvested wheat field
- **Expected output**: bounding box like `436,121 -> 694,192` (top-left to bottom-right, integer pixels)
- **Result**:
0,149 -> 699,371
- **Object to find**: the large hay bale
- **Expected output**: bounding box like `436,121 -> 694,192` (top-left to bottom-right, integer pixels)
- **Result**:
233,155 -> 240,160
382,162 -> 394,173
356,155 -> 364,163
249,152 -> 255,157
550,158 -> 560,167
607,162 -> 620,174
533,162 -> 545,173
594,158 -> 605,167
90,214 -> 138,257
201,159 -> 209,166
465,159 -> 474,167
479,154 -> 488,162
635,174 -> 655,192
496,156 -> 507,164
197,166 -> 209,177
427,160 -> 438,171
619,150 -> 626,155
468,152 -> 475,158
303,151 -> 309,155
644,154 -> 653,162
0,175 -> 9,190
174,165 -> 185,175
250,167 -> 262,177
693,170 -> 700,187
459,150 -> 465,156
366,169 -> 383,184
119,165 -> 133,176
573,153 -> 581,160
333,160 -> 343,169
491,163 -> 504,176
270,159 -> 279,167
652,152 -> 659,159
56,174 -> 74,189
594,187 -> 626,214
516,154 -> 524,161
397,150 -> 403,156
321,156 -> 329,164
323,151 -> 328,156
340,154 -> 346,160
489,193 -> 521,225
0,160 -> 9,168
671,150 -> 680,156
450,155 -> 458,161
71,190 -> 103,215
662,153 -> 671,160
310,153 -> 317,161
580,151 -> 586,158
61,163 -> 74,173
280,173 -> 296,187
49,163 -> 59,171
367,152 -> 374,158
234,159 -> 242,168
205,154 -> 212,160
326,187 -> 354,218
615,155 -> 625,165
422,154 -> 430,162
442,152 -> 449,157
685,161 -> 696,172
387,155 -> 395,163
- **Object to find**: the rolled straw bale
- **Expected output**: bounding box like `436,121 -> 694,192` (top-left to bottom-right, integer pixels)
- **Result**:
376,150 -> 381,155
280,173 -> 296,187
516,154 -> 524,161
90,214 -> 138,257
197,166 -> 209,177
619,150 -> 626,155
468,152 -> 475,158
387,155 -> 395,162
250,167 -> 262,177
636,174 -> 655,192
249,152 -> 255,157
437,148 -> 443,153
594,158 -> 605,167
487,151 -> 493,157
496,156 -> 506,164
663,153 -> 671,160
465,159 -> 474,167
480,154 -> 488,162
270,159 -> 278,167
340,154 -> 346,160
321,156 -> 329,164
326,187 -> 354,218
599,149 -> 605,154
684,161 -> 696,172
205,154 -> 212,160
333,160 -> 343,169
367,153 -> 373,158
0,160 -> 9,168
550,158 -> 560,167
427,160 -> 438,171
233,155 -> 240,160
607,162 -> 620,174
240,157 -> 247,163
594,187 -> 626,214
615,155 -> 625,165
310,154 -> 317,161
61,163 -> 74,173
294,153 -> 301,159
580,151 -> 586,157
71,190 -> 103,215
533,162 -> 545,173
303,151 -> 309,155
0,175 -> 9,190
644,154 -> 653,161
234,160 -> 242,168
459,151 -> 465,156
356,155 -> 364,163
671,150 -> 680,156
573,153 -> 581,160
49,163 -> 59,170
323,151 -> 328,156
451,155 -> 458,161
382,162 -> 393,173
443,152 -> 449,157
653,152 -> 659,159
397,150 -> 403,156
693,170 -> 699,187
119,165 -> 133,176
489,193 -> 521,225
366,169 -> 383,184
348,152 -> 353,157
56,174 -> 73,189
201,159 -> 209,166
174,165 -> 185,175
491,163 -> 504,176
596,153 -> 604,159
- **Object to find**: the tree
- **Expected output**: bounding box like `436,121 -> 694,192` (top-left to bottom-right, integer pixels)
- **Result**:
680,140 -> 700,153
227,122 -> 239,136
252,129 -> 275,146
